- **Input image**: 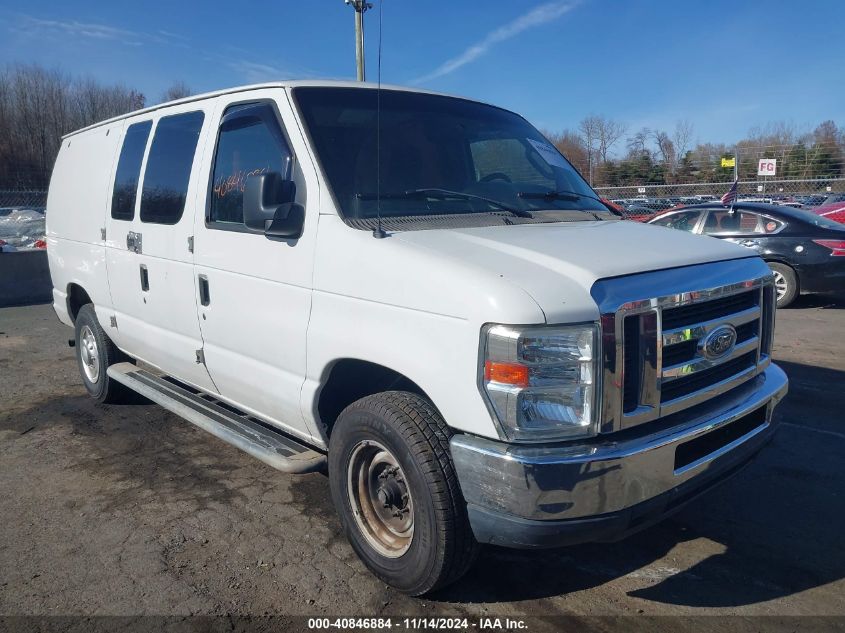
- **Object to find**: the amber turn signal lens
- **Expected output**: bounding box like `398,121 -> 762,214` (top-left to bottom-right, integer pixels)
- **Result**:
484,361 -> 530,388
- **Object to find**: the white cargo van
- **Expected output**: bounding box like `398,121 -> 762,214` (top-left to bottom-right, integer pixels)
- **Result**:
47,81 -> 788,595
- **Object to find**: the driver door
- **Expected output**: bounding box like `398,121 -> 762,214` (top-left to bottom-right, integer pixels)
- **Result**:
191,90 -> 320,441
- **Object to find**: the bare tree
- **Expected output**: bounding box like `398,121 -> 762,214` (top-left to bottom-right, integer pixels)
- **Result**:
578,116 -> 601,184
0,63 -> 147,188
160,81 -> 192,103
596,117 -> 626,163
626,127 -> 651,158
73,77 -> 143,127
651,129 -> 676,177
673,119 -> 694,163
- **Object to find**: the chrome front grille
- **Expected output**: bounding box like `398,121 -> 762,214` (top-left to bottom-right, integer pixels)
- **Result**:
591,258 -> 777,434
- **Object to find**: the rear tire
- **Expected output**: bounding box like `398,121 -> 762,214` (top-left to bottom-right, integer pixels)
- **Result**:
328,391 -> 479,595
768,262 -> 798,308
74,304 -> 133,404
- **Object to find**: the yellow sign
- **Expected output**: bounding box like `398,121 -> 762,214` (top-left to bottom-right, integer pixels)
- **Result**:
721,157 -> 736,168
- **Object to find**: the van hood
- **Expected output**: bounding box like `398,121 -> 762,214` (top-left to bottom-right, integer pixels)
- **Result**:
394,219 -> 755,322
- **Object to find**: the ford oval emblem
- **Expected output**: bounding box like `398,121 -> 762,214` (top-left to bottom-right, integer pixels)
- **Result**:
701,324 -> 737,360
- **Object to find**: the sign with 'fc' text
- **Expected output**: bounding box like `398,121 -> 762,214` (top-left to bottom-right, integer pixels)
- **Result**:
758,159 -> 777,176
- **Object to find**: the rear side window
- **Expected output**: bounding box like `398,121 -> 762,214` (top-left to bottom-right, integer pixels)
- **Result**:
210,102 -> 292,225
702,210 -> 783,235
111,120 -> 152,220
651,210 -> 703,232
140,111 -> 205,225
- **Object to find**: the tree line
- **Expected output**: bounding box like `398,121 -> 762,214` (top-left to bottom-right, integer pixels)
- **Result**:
2,62 -> 842,191
545,115 -> 845,187
0,64 -> 191,189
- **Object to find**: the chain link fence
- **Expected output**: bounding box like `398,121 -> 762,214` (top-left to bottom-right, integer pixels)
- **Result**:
0,190 -> 47,210
594,178 -> 845,217
1,176 -> 844,222
0,190 -> 47,251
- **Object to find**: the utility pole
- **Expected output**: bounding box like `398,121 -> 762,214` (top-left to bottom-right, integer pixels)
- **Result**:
345,0 -> 372,81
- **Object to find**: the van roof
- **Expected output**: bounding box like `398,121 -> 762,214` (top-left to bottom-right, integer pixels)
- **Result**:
62,80 -> 453,139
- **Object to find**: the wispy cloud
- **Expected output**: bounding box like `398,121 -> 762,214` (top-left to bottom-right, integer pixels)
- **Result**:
12,14 -> 300,85
226,60 -> 294,83
413,1 -> 579,84
20,17 -> 139,42
16,15 -> 187,48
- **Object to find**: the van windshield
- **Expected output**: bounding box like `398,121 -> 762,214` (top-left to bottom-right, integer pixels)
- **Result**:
292,87 -> 608,224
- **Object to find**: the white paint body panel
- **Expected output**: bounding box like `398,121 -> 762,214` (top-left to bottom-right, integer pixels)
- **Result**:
191,88 -> 320,442
392,220 -> 754,324
103,101 -> 218,392
47,80 -> 757,446
46,120 -> 123,327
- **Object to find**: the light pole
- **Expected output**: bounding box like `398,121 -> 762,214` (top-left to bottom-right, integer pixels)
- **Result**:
345,0 -> 372,81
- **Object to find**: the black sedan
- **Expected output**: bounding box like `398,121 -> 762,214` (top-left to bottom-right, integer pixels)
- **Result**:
647,202 -> 845,307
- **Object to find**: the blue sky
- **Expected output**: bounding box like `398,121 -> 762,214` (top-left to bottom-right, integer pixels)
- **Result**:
1,0 -> 843,153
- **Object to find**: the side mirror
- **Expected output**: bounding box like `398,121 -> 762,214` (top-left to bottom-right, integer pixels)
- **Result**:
243,172 -> 304,239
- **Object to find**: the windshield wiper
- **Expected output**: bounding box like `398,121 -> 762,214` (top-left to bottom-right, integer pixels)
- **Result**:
357,188 -> 532,219
517,189 -> 614,220
517,189 -> 583,201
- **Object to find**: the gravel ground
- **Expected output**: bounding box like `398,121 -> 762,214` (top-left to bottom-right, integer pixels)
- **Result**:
1,296 -> 843,627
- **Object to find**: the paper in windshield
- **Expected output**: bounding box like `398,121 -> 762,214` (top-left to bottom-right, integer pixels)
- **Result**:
527,138 -> 570,169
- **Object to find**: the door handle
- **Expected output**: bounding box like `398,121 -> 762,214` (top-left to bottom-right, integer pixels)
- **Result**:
198,275 -> 210,306
139,264 -> 149,291
740,239 -> 757,247
126,231 -> 143,254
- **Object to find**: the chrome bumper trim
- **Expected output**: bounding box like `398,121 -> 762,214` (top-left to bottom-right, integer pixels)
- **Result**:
451,363 -> 788,522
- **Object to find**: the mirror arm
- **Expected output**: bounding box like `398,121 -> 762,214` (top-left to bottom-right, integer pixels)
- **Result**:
264,203 -> 305,239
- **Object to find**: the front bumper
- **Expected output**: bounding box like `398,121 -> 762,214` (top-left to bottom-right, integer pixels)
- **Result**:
450,363 -> 788,548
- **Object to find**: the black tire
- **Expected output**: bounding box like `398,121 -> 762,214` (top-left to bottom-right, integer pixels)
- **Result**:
74,304 -> 133,404
768,262 -> 798,308
328,391 -> 479,595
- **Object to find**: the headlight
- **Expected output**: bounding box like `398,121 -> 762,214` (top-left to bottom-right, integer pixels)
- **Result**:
479,323 -> 599,441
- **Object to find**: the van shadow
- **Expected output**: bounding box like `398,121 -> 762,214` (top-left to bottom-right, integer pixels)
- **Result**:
432,359 -> 845,607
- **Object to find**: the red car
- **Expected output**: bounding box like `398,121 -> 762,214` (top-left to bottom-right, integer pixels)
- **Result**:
811,202 -> 845,225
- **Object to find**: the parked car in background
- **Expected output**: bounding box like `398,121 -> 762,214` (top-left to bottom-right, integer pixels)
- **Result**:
628,199 -> 670,212
648,202 -> 845,307
599,198 -> 626,217
818,193 -> 845,207
794,195 -> 827,207
812,202 -> 845,225
620,205 -> 658,222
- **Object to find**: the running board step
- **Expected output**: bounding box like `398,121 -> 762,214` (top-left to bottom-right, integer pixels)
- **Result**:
107,363 -> 326,474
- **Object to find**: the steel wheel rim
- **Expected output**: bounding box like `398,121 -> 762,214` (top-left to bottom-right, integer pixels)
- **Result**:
346,439 -> 414,558
772,270 -> 788,300
79,325 -> 100,383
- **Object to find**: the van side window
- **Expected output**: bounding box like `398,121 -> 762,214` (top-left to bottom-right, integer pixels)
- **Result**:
140,111 -> 205,225
111,120 -> 152,220
210,103 -> 292,225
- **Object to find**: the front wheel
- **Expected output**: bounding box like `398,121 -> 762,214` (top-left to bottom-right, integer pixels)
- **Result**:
328,391 -> 478,595
768,262 -> 798,308
74,304 -> 133,403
